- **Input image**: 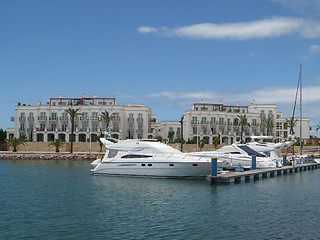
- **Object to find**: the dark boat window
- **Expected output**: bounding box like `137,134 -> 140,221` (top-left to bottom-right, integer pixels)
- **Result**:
121,154 -> 152,158
148,164 -> 152,166
238,145 -> 266,157
193,164 -> 198,166
169,164 -> 174,167
141,164 -> 146,167
107,150 -> 118,158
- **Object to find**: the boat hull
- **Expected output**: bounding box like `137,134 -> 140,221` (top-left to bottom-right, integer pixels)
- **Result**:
91,161 -> 211,178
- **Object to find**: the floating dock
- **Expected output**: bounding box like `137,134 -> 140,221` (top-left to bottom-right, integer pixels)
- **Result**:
209,162 -> 320,184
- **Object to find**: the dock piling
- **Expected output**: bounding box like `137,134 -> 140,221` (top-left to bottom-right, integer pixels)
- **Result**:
252,155 -> 256,170
283,154 -> 287,166
210,157 -> 217,183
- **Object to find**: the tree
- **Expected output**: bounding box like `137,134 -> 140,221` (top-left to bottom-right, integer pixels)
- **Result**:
285,117 -> 298,136
315,122 -> 320,132
237,115 -> 250,143
66,107 -> 81,153
6,137 -> 26,152
212,137 -> 220,149
49,139 -> 64,152
0,129 -> 7,141
100,110 -> 114,132
199,139 -> 206,151
168,130 -> 175,143
179,115 -> 184,151
155,136 -> 163,142
261,116 -> 274,136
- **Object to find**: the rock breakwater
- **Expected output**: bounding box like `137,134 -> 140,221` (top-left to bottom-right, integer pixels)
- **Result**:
0,153 -> 104,161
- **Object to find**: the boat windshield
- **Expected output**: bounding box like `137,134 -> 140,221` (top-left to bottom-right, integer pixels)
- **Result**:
238,145 -> 266,157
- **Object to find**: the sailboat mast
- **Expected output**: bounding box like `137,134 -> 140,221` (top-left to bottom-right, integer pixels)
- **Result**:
299,64 -> 302,155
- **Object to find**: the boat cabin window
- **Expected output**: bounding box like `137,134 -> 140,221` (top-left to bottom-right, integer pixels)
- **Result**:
121,154 -> 152,159
238,145 -> 266,157
107,150 -> 118,158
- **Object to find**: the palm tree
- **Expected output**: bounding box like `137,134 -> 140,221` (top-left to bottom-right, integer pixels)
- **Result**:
262,116 -> 274,136
49,139 -> 64,152
180,115 -> 184,151
100,110 -> 114,133
66,107 -> 81,153
6,137 -> 26,152
168,130 -> 175,143
237,115 -> 250,143
315,122 -> 320,132
285,117 -> 298,136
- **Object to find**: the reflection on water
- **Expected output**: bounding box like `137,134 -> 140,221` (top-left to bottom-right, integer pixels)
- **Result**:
0,160 -> 320,239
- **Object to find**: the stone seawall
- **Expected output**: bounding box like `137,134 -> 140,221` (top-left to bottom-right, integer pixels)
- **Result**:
0,153 -> 104,161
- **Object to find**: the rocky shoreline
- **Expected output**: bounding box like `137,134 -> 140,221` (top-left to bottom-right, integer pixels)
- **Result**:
0,152 -> 104,161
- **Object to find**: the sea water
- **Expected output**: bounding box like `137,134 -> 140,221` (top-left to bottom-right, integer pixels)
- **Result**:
0,160 -> 319,239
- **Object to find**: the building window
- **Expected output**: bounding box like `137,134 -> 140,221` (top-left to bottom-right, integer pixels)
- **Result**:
62,124 -> 67,131
92,123 -> 98,132
51,124 -> 56,131
113,123 -> 119,132
92,112 -> 98,120
40,123 -> 46,131
193,127 -> 197,135
192,117 -> 197,124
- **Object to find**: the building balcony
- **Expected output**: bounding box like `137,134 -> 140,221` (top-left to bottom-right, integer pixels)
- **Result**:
80,117 -> 89,121
38,117 -> 47,121
28,117 -> 34,121
210,121 -> 217,125
136,118 -> 143,123
19,117 -> 26,121
128,117 -> 134,122
18,128 -> 25,133
113,117 -> 120,122
60,116 -> 69,121
90,117 -> 100,121
49,117 -> 58,121
191,120 -> 198,125
201,121 -> 208,125
136,129 -> 143,134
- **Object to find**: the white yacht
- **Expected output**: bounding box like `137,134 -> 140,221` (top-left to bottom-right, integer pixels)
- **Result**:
91,138 -> 219,178
190,144 -> 277,169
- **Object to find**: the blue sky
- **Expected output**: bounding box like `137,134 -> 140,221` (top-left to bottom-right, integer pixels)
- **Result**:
1,0 -> 320,136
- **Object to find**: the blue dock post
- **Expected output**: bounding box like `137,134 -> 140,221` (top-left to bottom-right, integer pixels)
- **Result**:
252,155 -> 256,170
283,154 -> 287,166
276,160 -> 278,168
211,157 -> 218,183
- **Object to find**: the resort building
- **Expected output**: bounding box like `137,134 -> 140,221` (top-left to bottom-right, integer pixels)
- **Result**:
11,93 -> 153,142
9,94 -> 310,144
176,100 -> 309,144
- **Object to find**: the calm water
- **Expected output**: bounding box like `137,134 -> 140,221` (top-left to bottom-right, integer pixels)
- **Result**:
0,160 -> 319,240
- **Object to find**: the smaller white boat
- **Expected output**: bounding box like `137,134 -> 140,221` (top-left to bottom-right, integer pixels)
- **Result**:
190,143 -> 277,169
247,136 -> 296,164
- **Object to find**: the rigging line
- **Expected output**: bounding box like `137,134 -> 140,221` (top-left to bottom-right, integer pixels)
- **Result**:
290,71 -> 301,135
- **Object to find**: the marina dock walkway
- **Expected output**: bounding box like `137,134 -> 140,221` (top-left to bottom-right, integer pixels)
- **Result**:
209,162 -> 320,183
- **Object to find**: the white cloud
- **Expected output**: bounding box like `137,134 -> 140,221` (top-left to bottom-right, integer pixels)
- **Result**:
270,0 -> 320,16
138,17 -> 320,40
309,44 -> 320,54
137,26 -> 158,34
142,85 -> 320,105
